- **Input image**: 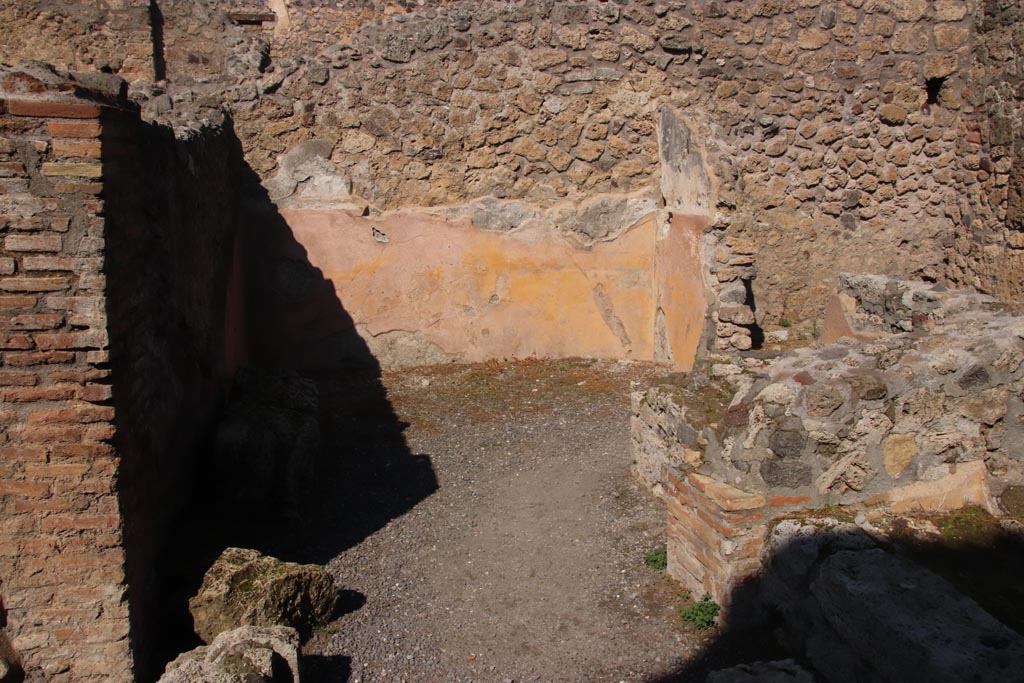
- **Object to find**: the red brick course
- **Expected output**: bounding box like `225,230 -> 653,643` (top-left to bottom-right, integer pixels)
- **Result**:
0,83 -> 131,683
6,100 -> 101,119
666,468 -> 768,606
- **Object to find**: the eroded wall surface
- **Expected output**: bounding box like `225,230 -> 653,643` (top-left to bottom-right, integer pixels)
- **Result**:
277,208 -> 660,367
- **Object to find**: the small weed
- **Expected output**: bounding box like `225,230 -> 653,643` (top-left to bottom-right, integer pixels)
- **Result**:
936,505 -> 1002,548
812,319 -> 820,339
779,317 -> 792,328
680,593 -> 720,631
644,545 -> 668,571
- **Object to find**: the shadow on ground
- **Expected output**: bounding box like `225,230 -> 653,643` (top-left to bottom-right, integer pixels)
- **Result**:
646,516 -> 1024,682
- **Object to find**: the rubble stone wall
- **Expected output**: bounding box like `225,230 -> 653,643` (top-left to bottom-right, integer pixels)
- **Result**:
0,67 -> 245,683
216,0 -> 984,335
4,0 -> 1021,348
947,0 -> 1024,300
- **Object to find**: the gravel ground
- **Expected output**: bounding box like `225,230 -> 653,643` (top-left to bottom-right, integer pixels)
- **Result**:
303,358 -> 707,683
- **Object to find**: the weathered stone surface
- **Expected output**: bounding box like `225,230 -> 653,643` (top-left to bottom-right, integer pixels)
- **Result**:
883,433 -> 918,477
866,460 -> 997,514
273,207 -> 689,369
761,459 -> 812,488
845,372 -> 887,401
189,548 -> 338,643
810,549 -> 1024,683
159,625 -> 301,683
804,384 -> 844,417
769,429 -> 807,459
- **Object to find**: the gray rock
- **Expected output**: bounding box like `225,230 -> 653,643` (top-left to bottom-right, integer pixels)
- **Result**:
958,364 -> 992,391
467,198 -> 540,232
760,459 -> 812,487
552,195 -> 656,242
769,429 -> 807,459
380,33 -> 413,63
189,548 -> 338,644
804,384 -> 844,417
845,372 -> 888,400
810,549 -> 1024,683
659,31 -> 700,54
159,625 -> 301,683
706,659 -> 815,683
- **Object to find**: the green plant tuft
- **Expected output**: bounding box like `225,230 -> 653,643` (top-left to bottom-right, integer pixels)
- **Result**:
644,545 -> 668,571
680,593 -> 720,631
779,317 -> 792,328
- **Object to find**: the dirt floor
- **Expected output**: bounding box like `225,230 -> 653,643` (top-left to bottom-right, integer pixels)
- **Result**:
305,358 -> 711,683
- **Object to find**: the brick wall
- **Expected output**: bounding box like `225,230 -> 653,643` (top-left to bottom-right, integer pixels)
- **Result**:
0,71 -> 131,682
665,469 -> 766,605
0,66 -> 246,682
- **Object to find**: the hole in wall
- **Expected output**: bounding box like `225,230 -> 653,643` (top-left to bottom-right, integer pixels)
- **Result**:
925,76 -> 946,106
741,279 -> 765,350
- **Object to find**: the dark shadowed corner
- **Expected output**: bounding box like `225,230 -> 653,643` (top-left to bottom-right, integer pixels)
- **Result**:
103,111 -> 436,681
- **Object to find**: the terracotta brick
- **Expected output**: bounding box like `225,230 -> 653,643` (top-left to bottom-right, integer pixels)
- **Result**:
10,498 -> 75,514
1,385 -> 76,402
0,276 -> 69,292
0,446 -> 48,462
47,369 -> 109,384
49,214 -> 71,232
0,161 -> 25,176
0,370 -> 38,386
83,423 -> 115,442
769,494 -> 813,507
84,350 -> 108,364
40,514 -> 120,533
49,443 -> 116,459
3,350 -> 75,366
24,463 -> 89,478
0,480 -> 51,498
23,257 -> 102,273
688,472 -> 766,511
47,121 -> 102,138
53,181 -> 103,195
5,313 -> 64,330
28,404 -> 115,424
51,140 -> 101,159
0,257 -> 14,275
0,333 -> 34,349
77,384 -> 112,402
17,424 -> 85,443
6,100 -> 102,119
34,331 -> 107,350
4,234 -> 62,252
41,162 -> 102,178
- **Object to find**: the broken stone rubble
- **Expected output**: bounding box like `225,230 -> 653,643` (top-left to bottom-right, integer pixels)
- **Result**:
188,547 -> 339,644
158,625 -> 301,683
